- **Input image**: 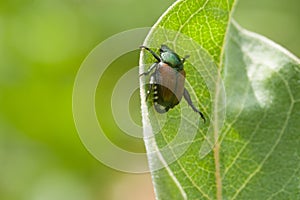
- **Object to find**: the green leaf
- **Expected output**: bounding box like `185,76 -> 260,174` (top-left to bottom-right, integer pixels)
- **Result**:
139,0 -> 300,199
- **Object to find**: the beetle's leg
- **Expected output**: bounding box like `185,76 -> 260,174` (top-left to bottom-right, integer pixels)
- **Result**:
145,72 -> 156,100
183,88 -> 206,123
139,63 -> 157,76
140,46 -> 161,62
181,55 -> 190,64
154,104 -> 168,113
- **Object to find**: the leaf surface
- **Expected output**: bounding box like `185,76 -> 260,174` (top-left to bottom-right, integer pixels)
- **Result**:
139,0 -> 300,199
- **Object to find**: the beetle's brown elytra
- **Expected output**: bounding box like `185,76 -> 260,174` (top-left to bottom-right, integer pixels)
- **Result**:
140,45 -> 206,123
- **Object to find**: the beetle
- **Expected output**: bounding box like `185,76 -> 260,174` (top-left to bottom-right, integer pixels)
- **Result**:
140,44 -> 206,122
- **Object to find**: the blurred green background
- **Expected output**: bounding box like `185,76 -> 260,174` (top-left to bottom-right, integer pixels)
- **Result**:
0,0 -> 299,200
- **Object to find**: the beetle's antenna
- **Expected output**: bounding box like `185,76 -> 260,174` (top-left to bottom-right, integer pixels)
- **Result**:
181,55 -> 190,63
140,46 -> 161,62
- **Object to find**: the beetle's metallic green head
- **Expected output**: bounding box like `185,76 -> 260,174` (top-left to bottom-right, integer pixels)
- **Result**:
159,45 -> 187,70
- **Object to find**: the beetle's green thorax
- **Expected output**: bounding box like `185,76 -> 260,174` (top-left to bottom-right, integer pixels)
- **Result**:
160,45 -> 184,70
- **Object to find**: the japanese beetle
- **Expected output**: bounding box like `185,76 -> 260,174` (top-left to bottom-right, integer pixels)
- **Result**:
140,44 -> 206,122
